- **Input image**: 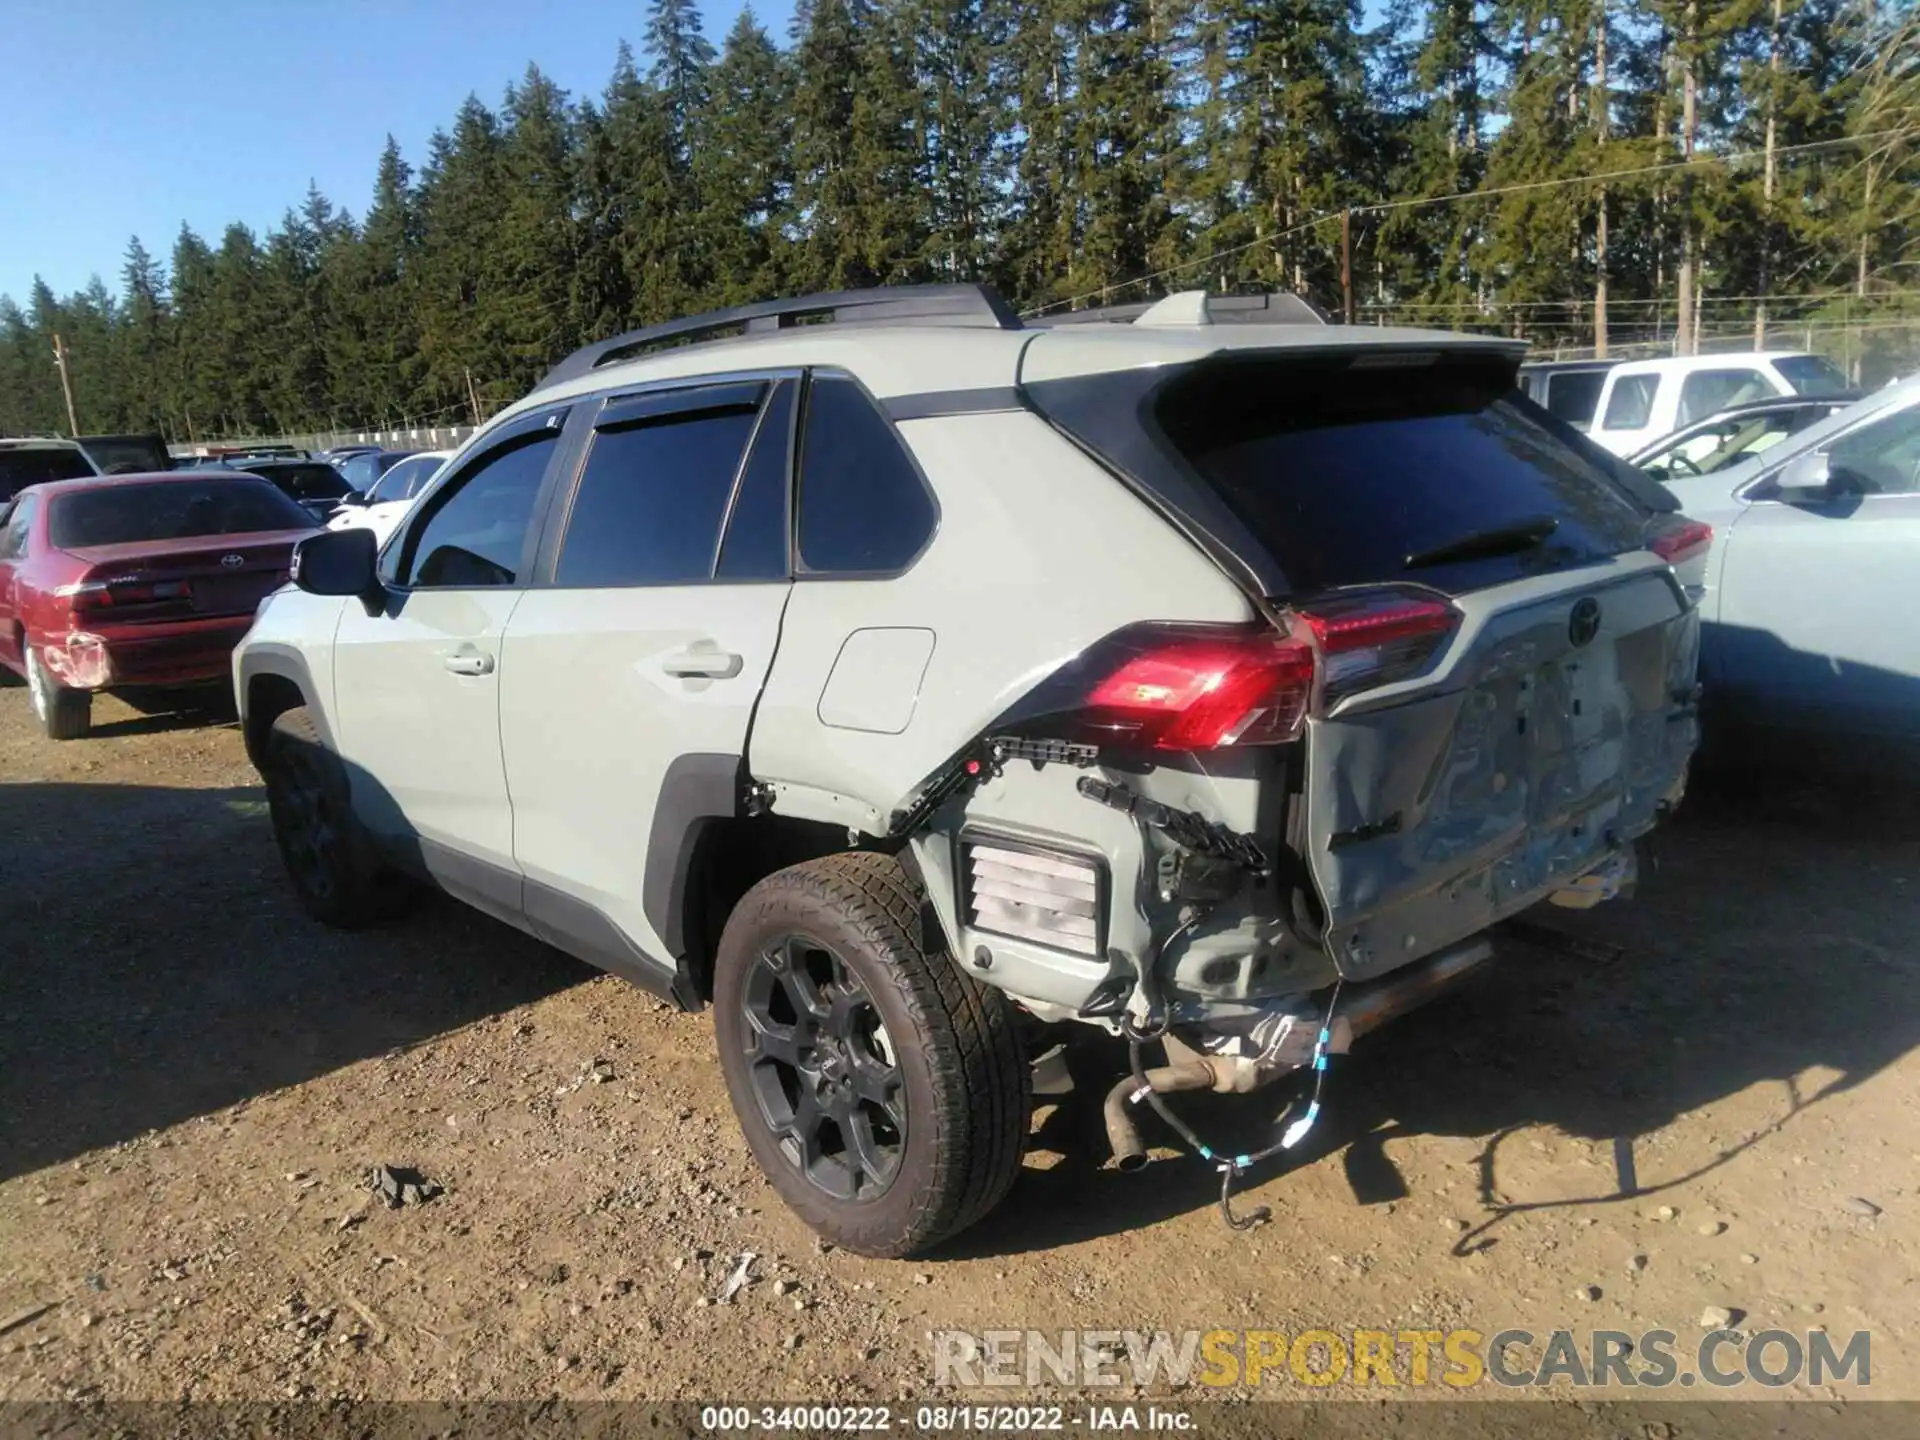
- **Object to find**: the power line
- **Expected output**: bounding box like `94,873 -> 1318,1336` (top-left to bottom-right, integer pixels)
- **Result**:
1023,126 -> 1920,320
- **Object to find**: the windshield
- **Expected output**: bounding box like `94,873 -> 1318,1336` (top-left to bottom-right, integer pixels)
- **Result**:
78,436 -> 171,474
1146,355 -> 1649,596
1,447 -> 96,499
1641,412 -> 1803,478
367,454 -> 440,504
1775,355 -> 1850,397
49,479 -> 313,548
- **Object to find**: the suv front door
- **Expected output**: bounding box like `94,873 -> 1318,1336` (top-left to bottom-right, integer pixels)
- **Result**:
499,378 -> 796,986
330,406 -> 573,919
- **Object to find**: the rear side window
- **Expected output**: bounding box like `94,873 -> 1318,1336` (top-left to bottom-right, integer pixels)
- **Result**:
0,495 -> 36,559
1544,370 -> 1607,427
1146,355 -> 1647,596
49,480 -> 312,548
555,399 -> 760,588
796,373 -> 936,574
1775,355 -> 1849,396
405,432 -> 558,588
1602,374 -> 1659,430
1676,369 -> 1775,427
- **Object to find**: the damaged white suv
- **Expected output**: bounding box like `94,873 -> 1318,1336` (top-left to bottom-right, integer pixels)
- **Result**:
235,285 -> 1702,1256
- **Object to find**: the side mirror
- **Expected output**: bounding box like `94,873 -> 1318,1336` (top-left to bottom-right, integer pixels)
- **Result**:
292,527 -> 384,614
1772,451 -> 1832,504
338,490 -> 366,507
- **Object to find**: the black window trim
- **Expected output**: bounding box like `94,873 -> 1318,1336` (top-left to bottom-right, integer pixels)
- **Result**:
792,366 -> 943,582
712,376 -> 798,584
384,403 -> 576,593
529,368 -> 800,590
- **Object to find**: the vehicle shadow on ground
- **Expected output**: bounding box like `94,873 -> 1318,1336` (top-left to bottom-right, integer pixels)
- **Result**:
947,770 -> 1920,1257
86,686 -> 239,740
0,780 -> 589,1183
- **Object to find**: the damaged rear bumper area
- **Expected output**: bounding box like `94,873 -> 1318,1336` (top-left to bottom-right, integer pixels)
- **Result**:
38,615 -> 256,691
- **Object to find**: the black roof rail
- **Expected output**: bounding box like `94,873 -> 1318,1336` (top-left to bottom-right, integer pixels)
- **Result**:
1032,291 -> 1327,327
536,283 -> 1024,392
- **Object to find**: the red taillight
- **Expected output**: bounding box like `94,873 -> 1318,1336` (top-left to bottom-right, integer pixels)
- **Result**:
1020,594 -> 1459,754
1081,629 -> 1315,750
1649,518 -> 1713,567
67,577 -> 192,610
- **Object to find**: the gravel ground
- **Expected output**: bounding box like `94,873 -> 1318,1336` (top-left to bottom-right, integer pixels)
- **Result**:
0,682 -> 1915,1408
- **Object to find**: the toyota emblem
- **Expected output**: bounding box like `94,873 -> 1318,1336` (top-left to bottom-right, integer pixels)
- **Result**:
1568,597 -> 1602,647
220,553 -> 245,569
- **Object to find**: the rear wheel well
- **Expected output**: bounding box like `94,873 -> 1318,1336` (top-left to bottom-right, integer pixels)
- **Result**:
244,674 -> 308,767
678,816 -> 877,1004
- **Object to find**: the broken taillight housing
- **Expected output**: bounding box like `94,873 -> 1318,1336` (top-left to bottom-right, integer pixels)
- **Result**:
1647,517 -> 1713,567
1299,589 -> 1459,707
1007,591 -> 1459,753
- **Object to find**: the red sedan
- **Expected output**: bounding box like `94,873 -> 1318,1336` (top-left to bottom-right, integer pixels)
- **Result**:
0,470 -> 318,739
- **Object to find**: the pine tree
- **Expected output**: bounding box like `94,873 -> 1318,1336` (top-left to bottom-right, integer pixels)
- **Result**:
696,10 -> 795,304
118,236 -> 170,432
790,0 -> 871,291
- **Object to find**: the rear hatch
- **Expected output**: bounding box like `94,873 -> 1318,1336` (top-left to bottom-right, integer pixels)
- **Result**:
1026,346 -> 1699,980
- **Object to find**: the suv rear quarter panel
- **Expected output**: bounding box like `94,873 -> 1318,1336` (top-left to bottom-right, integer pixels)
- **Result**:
746,407 -> 1256,833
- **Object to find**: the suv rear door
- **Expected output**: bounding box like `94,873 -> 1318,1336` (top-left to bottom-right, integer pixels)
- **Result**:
497,377 -> 796,991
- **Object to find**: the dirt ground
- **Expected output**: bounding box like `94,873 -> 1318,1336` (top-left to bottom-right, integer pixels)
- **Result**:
1,682 -> 1915,1411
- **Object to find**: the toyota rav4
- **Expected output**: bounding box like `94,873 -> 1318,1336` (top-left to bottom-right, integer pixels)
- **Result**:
234,285 -> 1702,1257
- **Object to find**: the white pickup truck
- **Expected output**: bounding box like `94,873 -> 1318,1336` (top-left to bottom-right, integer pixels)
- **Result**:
1588,352 -> 1851,456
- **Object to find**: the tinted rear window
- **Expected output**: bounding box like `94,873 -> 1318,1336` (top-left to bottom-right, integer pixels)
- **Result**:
250,463 -> 352,501
1544,370 -> 1607,426
49,480 -> 312,549
1150,356 -> 1648,596
1,447 -> 95,497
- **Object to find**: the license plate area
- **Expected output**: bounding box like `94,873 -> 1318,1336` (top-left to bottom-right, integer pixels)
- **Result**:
1303,571 -> 1697,980
191,573 -> 280,615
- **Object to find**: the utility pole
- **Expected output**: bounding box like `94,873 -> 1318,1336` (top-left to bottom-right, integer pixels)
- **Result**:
464,367 -> 483,426
1340,211 -> 1355,325
51,333 -> 80,435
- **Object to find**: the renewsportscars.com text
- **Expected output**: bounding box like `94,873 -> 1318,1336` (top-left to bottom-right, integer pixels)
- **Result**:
930,1327 -> 1871,1390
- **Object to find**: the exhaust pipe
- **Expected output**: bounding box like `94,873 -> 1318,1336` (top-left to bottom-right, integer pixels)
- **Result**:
1104,937 -> 1495,1170
1103,1054 -> 1211,1173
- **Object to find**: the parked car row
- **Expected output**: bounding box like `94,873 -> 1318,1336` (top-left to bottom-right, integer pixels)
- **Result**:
1519,349 -> 1853,448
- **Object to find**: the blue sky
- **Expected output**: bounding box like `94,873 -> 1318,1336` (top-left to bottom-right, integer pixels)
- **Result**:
1,0 -> 791,306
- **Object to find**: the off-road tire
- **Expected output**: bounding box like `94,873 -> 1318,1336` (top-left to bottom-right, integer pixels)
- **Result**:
713,851 -> 1029,1258
26,648 -> 91,740
263,705 -> 412,927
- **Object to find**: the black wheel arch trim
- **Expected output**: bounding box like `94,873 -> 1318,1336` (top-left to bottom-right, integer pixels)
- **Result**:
643,751 -> 747,965
237,643 -> 334,766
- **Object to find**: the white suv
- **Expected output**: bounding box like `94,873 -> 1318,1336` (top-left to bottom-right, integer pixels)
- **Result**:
235,285 -> 1702,1256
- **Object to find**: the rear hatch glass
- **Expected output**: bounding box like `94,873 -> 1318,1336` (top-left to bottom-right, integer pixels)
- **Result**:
1154,353 -> 1650,597
50,478 -> 314,549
